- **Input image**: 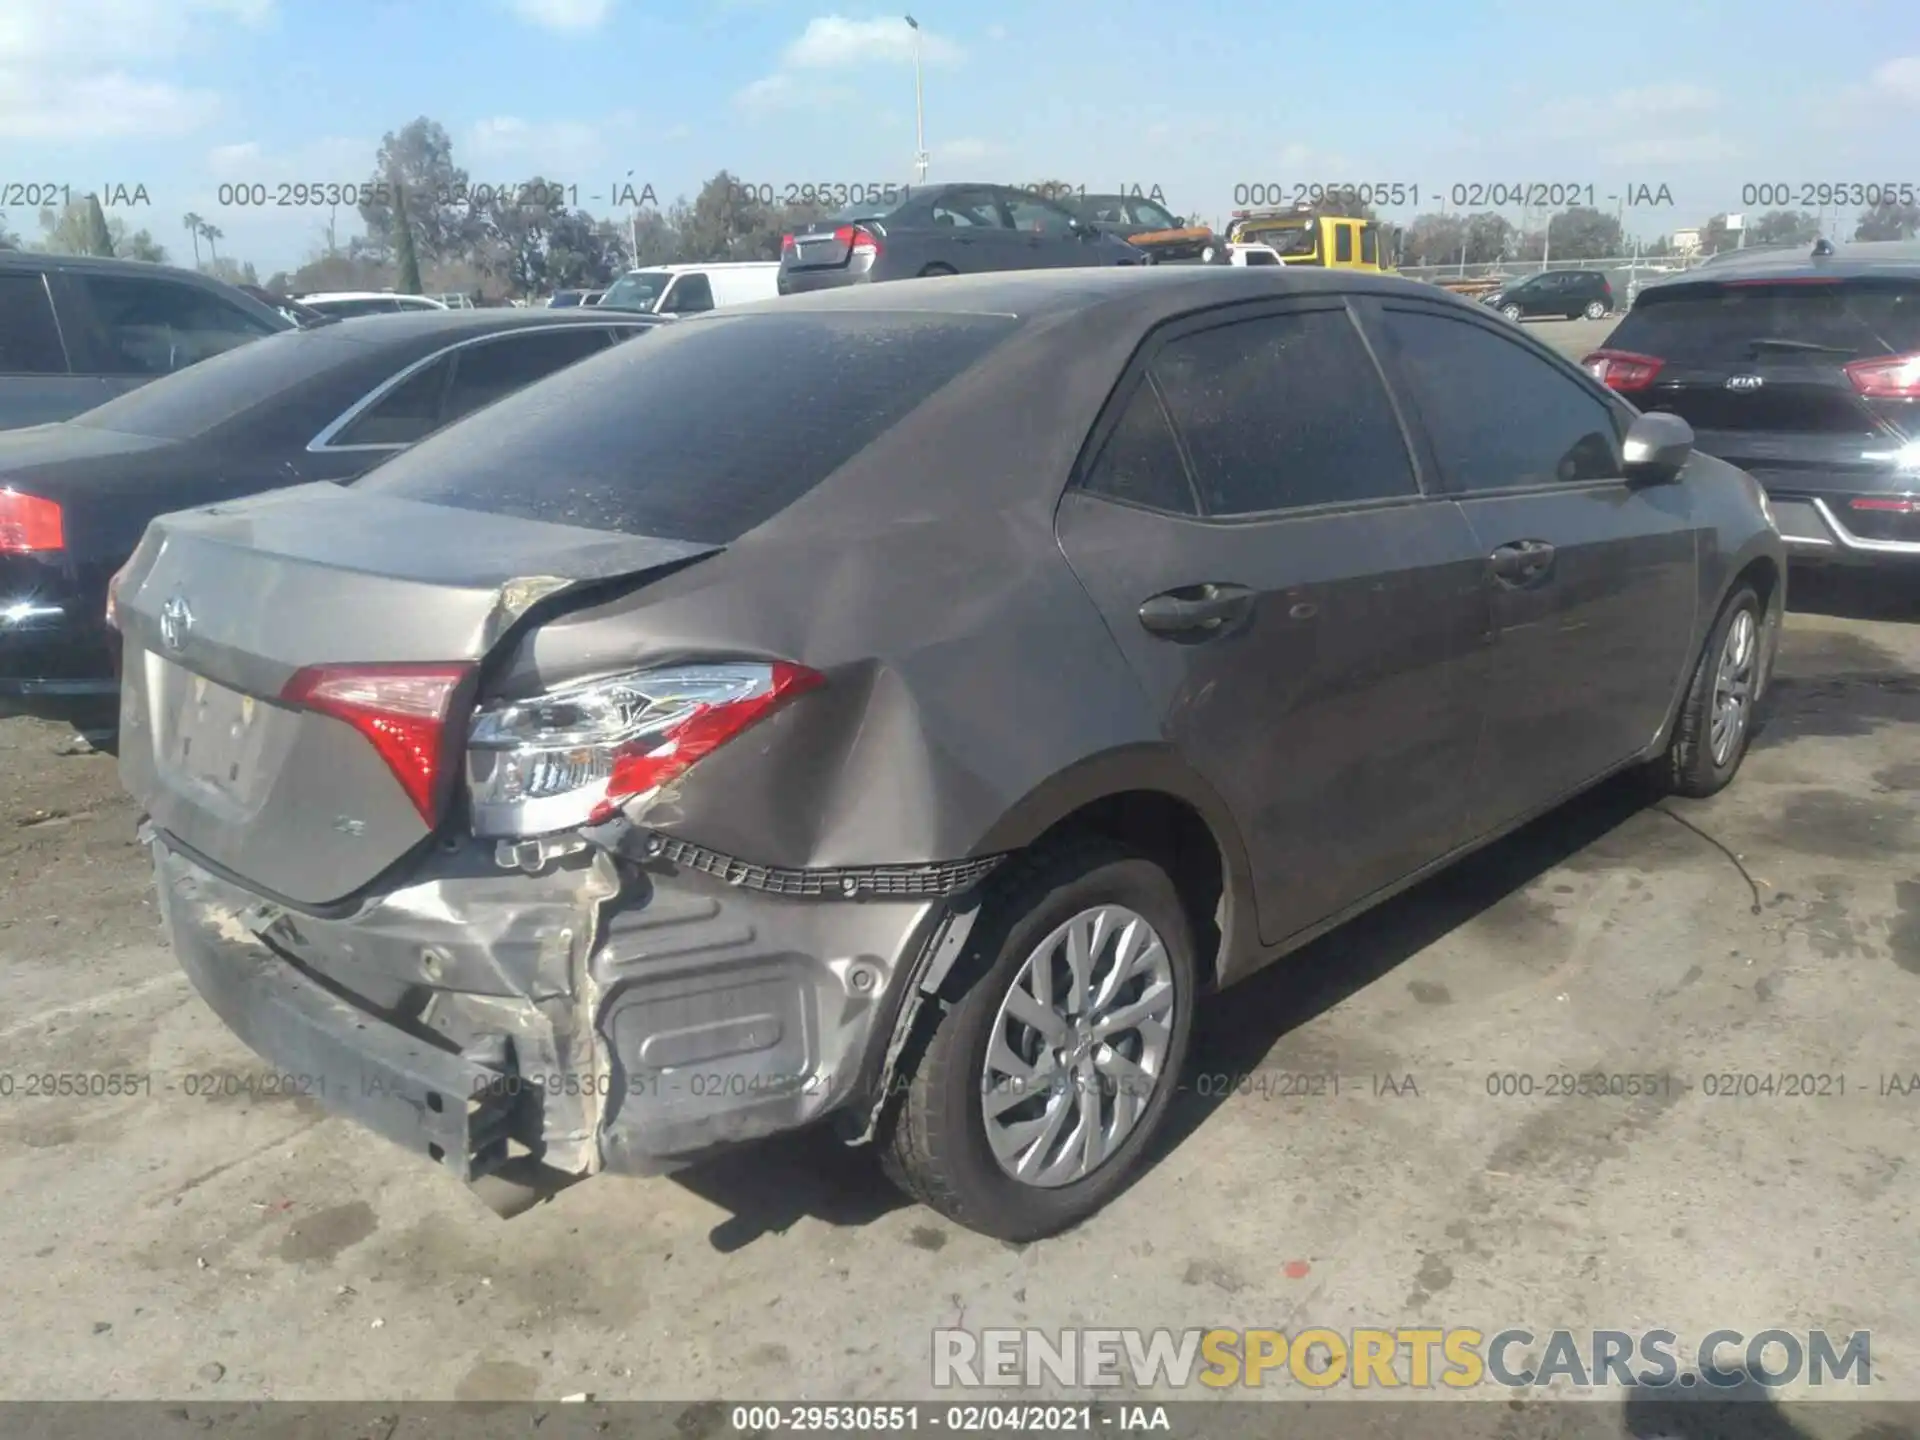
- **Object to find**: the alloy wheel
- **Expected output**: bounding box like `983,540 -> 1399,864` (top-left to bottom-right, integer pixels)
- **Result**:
980,904 -> 1178,1188
1710,607 -> 1757,766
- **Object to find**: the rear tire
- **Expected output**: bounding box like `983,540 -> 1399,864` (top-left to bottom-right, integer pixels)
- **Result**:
1584,299 -> 1608,319
918,263 -> 957,277
879,840 -> 1197,1241
1654,583 -> 1763,798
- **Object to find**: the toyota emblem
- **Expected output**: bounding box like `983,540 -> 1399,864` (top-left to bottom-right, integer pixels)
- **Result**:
1726,375 -> 1765,392
158,594 -> 194,652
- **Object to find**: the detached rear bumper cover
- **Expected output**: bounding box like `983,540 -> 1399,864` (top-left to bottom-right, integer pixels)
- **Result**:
148,826 -> 956,1182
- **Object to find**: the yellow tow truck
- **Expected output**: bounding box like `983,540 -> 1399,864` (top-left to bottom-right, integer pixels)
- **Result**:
1223,204 -> 1401,273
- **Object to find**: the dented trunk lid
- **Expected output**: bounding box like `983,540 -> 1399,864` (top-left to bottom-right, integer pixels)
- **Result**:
116,482 -> 719,908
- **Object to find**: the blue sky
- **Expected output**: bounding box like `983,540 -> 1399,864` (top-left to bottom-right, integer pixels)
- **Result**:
1,0 -> 1915,273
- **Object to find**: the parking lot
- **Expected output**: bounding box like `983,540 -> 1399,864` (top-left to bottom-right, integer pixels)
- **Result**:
3,314 -> 1918,1408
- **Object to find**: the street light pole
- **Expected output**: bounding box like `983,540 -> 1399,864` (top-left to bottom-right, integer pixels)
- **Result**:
905,14 -> 929,185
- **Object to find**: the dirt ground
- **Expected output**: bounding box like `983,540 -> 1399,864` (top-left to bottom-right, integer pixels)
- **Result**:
2,562 -> 1917,1407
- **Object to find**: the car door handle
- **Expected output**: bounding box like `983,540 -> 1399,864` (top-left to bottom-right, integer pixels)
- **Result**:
1489,540 -> 1556,583
1138,584 -> 1255,637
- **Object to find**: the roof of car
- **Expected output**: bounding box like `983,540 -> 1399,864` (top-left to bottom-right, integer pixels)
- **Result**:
304,308 -> 664,342
722,264 -> 1455,323
0,251 -> 229,283
1645,240 -> 1920,289
299,290 -> 446,303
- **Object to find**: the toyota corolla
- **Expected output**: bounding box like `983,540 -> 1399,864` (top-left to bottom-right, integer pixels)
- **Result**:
113,268 -> 1784,1240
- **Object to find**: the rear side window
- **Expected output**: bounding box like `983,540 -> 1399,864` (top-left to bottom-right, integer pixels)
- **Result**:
331,355 -> 453,447
1080,379 -> 1198,515
1376,308 -> 1620,492
1148,309 -> 1418,516
1610,280 -> 1920,362
355,312 -> 1023,543
441,328 -> 612,423
0,272 -> 67,374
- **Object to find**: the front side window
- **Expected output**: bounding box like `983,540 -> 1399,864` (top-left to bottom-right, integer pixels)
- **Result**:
0,272 -> 67,374
1149,308 -> 1419,516
661,274 -> 714,314
1376,308 -> 1620,492
929,189 -> 1006,229
80,274 -> 275,375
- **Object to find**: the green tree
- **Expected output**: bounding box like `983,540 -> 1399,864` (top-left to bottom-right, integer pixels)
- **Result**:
183,211 -> 204,266
1459,211 -> 1513,265
0,212 -> 19,250
1403,212 -> 1467,268
1856,199 -> 1920,241
392,178 -> 424,293
111,220 -> 168,263
1748,210 -> 1821,246
203,256 -> 260,286
82,195 -> 116,256
359,117 -> 478,265
1544,205 -> 1623,260
200,221 -> 223,260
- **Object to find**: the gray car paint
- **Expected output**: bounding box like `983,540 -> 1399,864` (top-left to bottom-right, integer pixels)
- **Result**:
115,266 -> 1785,1198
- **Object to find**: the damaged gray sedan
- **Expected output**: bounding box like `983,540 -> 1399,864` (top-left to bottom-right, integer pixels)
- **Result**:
112,267 -> 1784,1240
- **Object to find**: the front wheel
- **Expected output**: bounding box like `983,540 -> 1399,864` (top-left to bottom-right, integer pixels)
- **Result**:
879,841 -> 1197,1240
1502,303 -> 1523,322
1584,299 -> 1608,320
1654,583 -> 1764,798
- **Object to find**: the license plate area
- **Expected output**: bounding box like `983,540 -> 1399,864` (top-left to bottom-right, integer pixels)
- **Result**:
151,655 -> 281,808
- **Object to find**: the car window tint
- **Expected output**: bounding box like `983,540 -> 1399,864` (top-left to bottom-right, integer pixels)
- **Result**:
1378,309 -> 1621,491
69,327 -> 365,439
1361,226 -> 1378,266
930,190 -> 1006,228
0,272 -> 68,374
356,312 -> 1023,543
331,355 -> 453,447
1081,379 -> 1197,515
80,274 -> 275,376
1006,194 -> 1075,237
1132,201 -> 1178,229
1607,280 -> 1920,362
662,274 -> 714,314
1334,226 -> 1354,263
1149,309 -> 1417,516
441,328 -> 612,424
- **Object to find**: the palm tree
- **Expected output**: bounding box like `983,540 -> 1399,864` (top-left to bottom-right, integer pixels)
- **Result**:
199,221 -> 222,261
183,212 -> 203,267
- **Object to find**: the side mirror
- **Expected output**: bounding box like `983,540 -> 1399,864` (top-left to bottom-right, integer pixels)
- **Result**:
1622,411 -> 1693,483
1173,215 -> 1188,228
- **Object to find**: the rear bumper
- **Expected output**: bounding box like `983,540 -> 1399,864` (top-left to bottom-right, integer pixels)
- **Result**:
0,577 -> 117,696
1763,492 -> 1920,567
148,824 -> 958,1186
777,267 -> 872,295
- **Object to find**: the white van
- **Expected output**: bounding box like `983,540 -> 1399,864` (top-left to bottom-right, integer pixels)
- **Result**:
597,262 -> 780,316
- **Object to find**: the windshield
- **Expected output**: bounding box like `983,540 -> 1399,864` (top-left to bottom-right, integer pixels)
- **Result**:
69,328 -> 362,440
1237,223 -> 1317,257
1129,200 -> 1178,229
307,297 -> 398,317
599,273 -> 672,311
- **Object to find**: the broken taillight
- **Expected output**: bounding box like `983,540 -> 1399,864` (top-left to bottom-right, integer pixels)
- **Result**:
279,663 -> 473,823
464,661 -> 823,838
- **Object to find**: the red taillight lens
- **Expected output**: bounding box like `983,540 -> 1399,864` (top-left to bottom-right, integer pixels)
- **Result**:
1849,496 -> 1918,512
0,489 -> 63,554
780,233 -> 796,257
1583,349 -> 1664,393
1844,351 -> 1920,399
834,224 -> 881,258
105,560 -> 129,630
599,661 -> 821,816
280,663 -> 472,823
465,660 -> 823,837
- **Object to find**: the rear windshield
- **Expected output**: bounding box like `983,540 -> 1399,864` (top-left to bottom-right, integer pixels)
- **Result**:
69,328 -> 363,439
354,311 -> 1023,543
1611,280 -> 1920,362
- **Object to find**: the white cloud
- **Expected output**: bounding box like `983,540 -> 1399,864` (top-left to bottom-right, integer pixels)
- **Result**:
0,0 -> 269,138
783,15 -> 963,68
1869,55 -> 1920,103
503,0 -> 612,32
732,72 -> 854,114
0,70 -> 221,138
1597,134 -> 1741,166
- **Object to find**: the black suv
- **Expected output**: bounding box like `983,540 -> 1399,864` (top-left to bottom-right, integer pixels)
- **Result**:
0,253 -> 293,430
1585,240 -> 1920,569
1484,270 -> 1615,322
